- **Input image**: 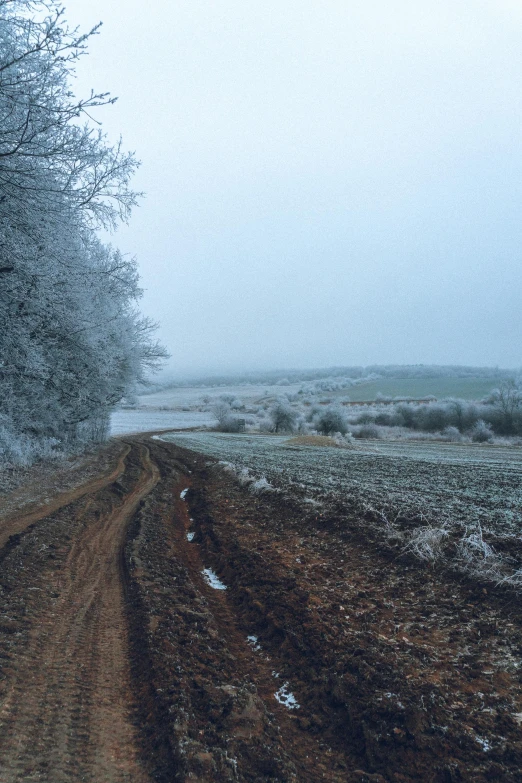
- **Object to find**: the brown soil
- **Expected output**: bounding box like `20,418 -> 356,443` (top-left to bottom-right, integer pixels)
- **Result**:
0,436 -> 521,782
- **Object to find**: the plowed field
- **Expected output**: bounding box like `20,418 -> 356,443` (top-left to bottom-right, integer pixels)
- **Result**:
0,435 -> 521,782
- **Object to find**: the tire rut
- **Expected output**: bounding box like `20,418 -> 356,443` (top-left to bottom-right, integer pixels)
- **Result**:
123,437 -> 353,781
0,443 -> 131,551
173,478 -> 351,781
0,443 -> 159,783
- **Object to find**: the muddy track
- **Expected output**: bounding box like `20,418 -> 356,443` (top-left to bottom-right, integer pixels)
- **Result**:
0,442 -> 158,783
1,435 -> 522,782
0,442 -> 130,550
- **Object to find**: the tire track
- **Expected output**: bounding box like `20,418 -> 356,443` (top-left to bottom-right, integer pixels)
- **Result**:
123,438 -> 353,781
170,477 -> 351,781
0,443 -> 159,783
0,443 -> 131,551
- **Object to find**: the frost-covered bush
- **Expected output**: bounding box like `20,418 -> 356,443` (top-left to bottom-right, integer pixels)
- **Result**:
332,432 -> 355,447
456,526 -> 500,576
374,410 -> 393,426
441,426 -> 462,442
228,465 -> 277,494
351,424 -> 381,439
219,416 -> 245,433
306,404 -> 322,423
315,406 -> 348,436
258,418 -> 273,433
355,411 -> 375,425
404,526 -> 449,562
0,419 -> 62,467
471,420 -> 493,443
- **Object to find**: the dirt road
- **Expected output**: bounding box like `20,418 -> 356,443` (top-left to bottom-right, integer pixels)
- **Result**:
0,436 -> 521,782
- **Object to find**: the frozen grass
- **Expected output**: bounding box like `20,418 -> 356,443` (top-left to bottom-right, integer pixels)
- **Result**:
220,463 -> 278,495
455,525 -> 502,578
161,432 -> 522,537
159,431 -> 522,585
403,526 -> 449,562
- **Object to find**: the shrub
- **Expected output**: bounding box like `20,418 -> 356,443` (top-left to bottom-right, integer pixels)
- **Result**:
471,420 -> 493,443
315,405 -> 348,436
456,526 -> 500,576
352,424 -> 381,439
219,415 -> 245,433
441,426 -> 462,442
356,411 -> 375,425
404,526 -> 449,562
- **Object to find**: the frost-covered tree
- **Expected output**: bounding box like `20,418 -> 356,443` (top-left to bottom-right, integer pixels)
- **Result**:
486,379 -> 522,435
0,1 -> 166,463
269,400 -> 297,433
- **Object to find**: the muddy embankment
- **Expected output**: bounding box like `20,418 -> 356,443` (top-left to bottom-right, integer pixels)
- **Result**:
0,435 -> 521,782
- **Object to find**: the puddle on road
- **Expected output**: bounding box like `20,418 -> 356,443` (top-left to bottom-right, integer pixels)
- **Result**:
202,568 -> 227,590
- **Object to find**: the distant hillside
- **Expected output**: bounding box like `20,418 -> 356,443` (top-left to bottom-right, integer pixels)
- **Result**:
142,364 -> 515,394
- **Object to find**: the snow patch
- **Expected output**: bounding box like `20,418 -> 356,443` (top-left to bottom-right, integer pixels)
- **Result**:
247,635 -> 261,651
202,568 -> 227,590
475,735 -> 491,752
274,681 -> 300,710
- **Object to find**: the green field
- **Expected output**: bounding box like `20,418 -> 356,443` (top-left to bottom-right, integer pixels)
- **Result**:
341,377 -> 499,402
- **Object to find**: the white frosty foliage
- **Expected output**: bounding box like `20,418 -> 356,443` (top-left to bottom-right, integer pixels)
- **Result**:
219,462 -> 277,494
403,526 -> 449,562
0,0 -> 166,465
456,525 -> 500,576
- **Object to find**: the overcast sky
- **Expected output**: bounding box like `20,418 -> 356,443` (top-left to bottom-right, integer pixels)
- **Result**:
65,0 -> 522,375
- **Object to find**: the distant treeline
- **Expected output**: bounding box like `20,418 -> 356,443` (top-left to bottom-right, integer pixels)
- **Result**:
350,383 -> 522,438
145,364 -> 514,392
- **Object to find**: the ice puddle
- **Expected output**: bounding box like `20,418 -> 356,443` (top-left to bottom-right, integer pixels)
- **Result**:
180,488 -> 189,499
186,532 -> 195,542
